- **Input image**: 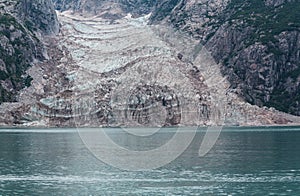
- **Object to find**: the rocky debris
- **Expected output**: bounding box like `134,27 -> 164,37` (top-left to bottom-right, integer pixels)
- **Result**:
52,0 -> 156,19
1,0 -> 300,127
2,12 -> 211,127
113,84 -> 182,126
50,12 -> 299,127
19,35 -> 76,127
0,102 -> 29,125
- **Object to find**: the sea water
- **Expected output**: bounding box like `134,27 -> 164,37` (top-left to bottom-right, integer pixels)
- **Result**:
0,127 -> 300,195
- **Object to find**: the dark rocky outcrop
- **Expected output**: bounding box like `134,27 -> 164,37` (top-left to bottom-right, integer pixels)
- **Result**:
0,0 -> 59,103
18,0 -> 59,35
150,0 -> 300,116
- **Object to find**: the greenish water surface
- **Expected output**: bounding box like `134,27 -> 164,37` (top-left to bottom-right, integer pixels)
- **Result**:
0,126 -> 300,195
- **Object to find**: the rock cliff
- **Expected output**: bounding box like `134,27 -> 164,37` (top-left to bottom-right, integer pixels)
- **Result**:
51,0 -> 300,115
0,0 -> 59,104
0,0 -> 300,127
150,0 -> 300,116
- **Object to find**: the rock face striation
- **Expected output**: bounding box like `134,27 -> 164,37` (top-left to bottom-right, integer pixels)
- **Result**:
52,0 -> 300,116
0,0 -> 59,103
0,0 -> 299,127
149,0 -> 300,116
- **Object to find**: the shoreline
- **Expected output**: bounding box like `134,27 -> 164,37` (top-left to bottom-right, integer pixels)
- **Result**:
1,124 -> 300,130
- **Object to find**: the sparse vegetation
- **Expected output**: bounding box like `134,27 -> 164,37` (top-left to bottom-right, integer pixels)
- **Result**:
228,0 -> 300,46
222,0 -> 300,114
0,13 -> 36,103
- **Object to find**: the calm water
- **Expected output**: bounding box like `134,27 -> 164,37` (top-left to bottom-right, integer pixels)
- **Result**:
0,127 -> 300,195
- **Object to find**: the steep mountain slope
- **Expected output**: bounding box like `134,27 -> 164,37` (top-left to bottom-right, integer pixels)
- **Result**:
0,0 -> 59,103
52,0 -> 156,18
150,0 -> 300,115
35,11 -> 298,127
1,0 -> 299,126
53,0 -> 300,115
